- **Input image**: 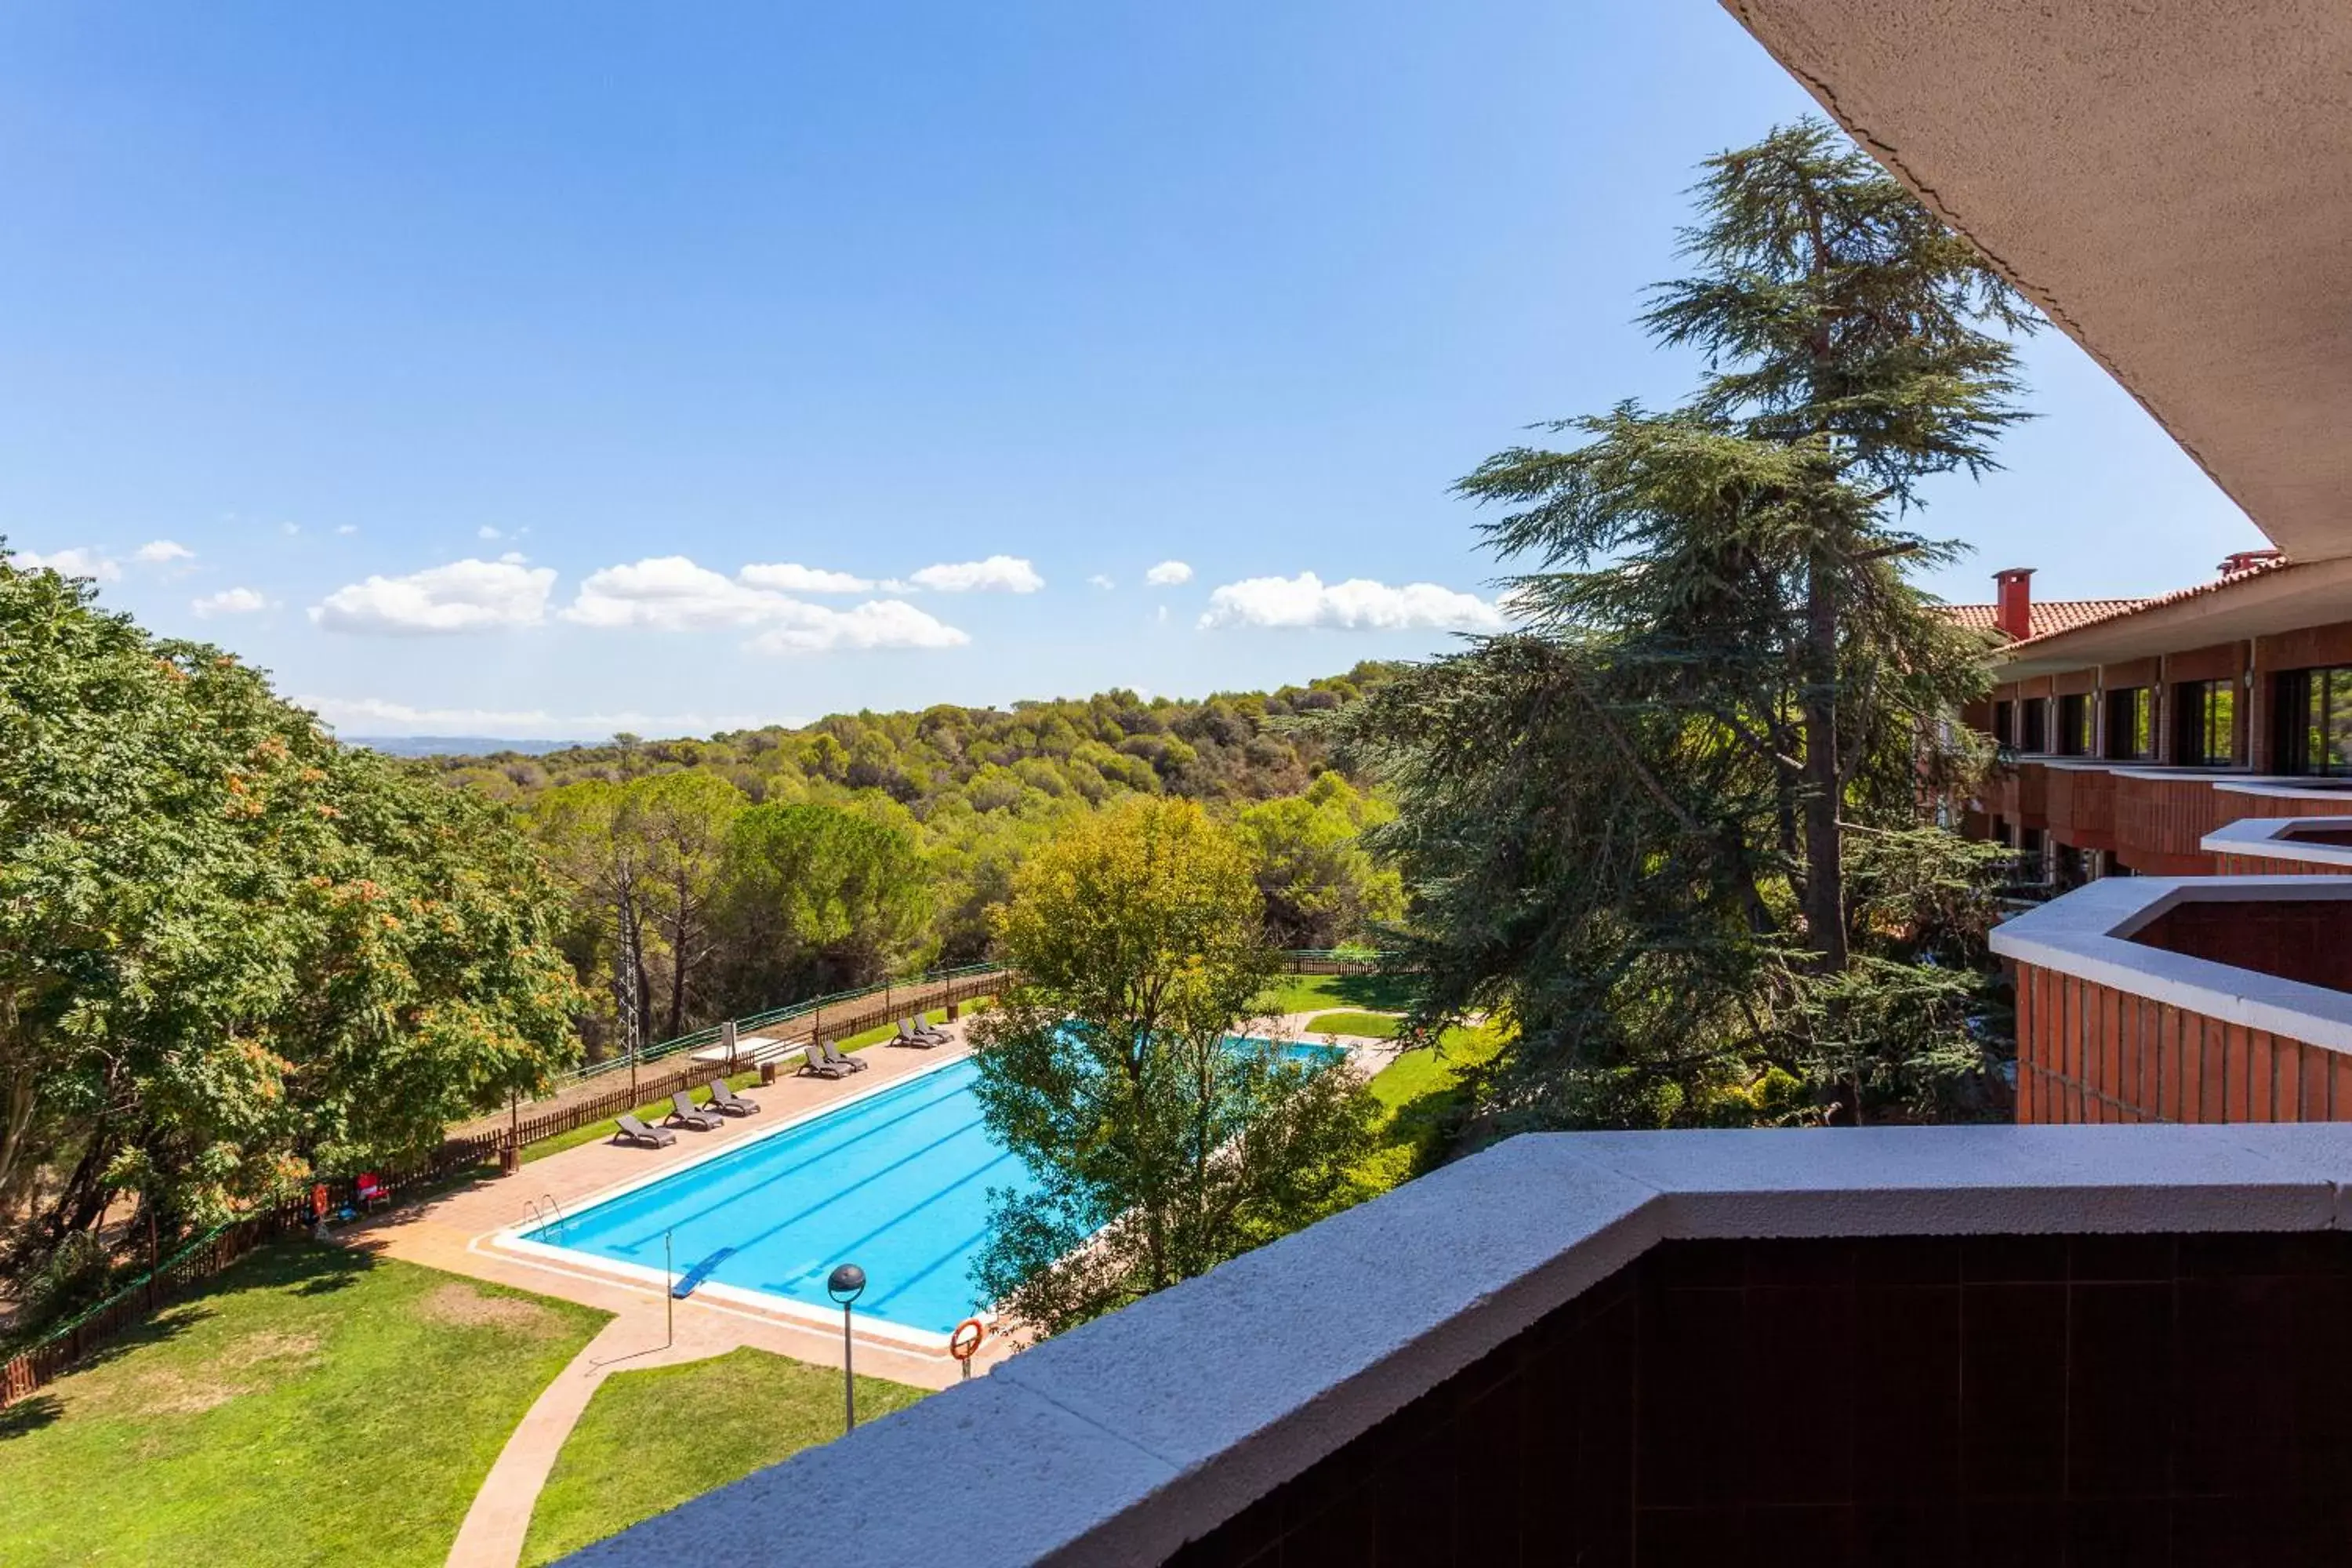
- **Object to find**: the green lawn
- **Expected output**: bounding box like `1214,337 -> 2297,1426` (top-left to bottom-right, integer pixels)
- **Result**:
1303,1010 -> 1402,1040
0,1245 -> 607,1568
521,1347 -> 928,1565
1256,971 -> 1421,1017
1351,1022 -> 1507,1194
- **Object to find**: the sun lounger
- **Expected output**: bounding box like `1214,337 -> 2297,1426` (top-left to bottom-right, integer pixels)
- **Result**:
707,1080 -> 760,1115
798,1045 -> 851,1080
614,1113 -> 677,1149
895,1018 -> 941,1048
821,1040 -> 868,1073
667,1090 -> 723,1131
911,1014 -> 950,1044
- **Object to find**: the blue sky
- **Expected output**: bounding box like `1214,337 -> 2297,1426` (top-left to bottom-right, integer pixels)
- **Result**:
0,2 -> 2267,738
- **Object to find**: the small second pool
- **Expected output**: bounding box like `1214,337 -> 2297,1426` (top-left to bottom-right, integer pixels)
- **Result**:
520,1039 -> 1342,1338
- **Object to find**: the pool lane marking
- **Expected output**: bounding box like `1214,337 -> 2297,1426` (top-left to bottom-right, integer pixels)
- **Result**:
599,1109 -> 1010,1261
758,1145 -> 1025,1304
554,1067 -> 985,1245
856,1221 -> 998,1313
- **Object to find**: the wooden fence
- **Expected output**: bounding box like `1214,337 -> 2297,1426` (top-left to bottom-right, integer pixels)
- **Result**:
2,949 -> 1388,1407
3,1220 -> 272,1408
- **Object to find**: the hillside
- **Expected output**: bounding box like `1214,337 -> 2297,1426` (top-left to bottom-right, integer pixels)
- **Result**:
418,664 -> 1409,1055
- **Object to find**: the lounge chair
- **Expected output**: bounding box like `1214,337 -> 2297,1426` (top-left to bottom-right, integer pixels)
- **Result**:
614,1113 -> 677,1149
798,1045 -> 851,1080
821,1040 -> 868,1073
910,1014 -> 950,1044
707,1080 -> 760,1115
895,1018 -> 941,1049
667,1090 -> 723,1131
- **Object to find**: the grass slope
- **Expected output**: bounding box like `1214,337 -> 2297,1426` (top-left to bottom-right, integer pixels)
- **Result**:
1255,971 -> 1420,1018
0,1245 -> 607,1568
1303,1010 -> 1402,1040
521,1347 -> 928,1564
1352,1023 -> 1506,1194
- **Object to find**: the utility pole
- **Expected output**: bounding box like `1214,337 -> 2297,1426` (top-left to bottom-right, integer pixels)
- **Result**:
615,881 -> 644,1099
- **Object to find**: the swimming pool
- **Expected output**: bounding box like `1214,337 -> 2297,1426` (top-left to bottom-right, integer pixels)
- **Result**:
516,1041 -> 1345,1339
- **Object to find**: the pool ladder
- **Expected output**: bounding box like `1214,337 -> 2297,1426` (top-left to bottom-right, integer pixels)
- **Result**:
524,1194 -> 569,1240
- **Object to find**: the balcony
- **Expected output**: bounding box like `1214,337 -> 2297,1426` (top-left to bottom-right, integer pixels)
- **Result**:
565,1124 -> 2352,1566
2206,815 -> 2352,875
1989,876 -> 2352,1125
1987,762 -> 2352,876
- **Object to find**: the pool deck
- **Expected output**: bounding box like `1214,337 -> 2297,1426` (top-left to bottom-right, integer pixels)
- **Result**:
350,1011 -> 1396,1568
345,1012 -> 1399,1387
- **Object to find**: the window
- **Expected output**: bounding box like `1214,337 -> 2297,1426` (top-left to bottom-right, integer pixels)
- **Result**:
2103,687 -> 2152,760
2020,698 -> 2048,753
2172,678 -> 2237,767
1991,699 -> 2014,750
2274,665 -> 2352,776
2056,693 -> 2092,756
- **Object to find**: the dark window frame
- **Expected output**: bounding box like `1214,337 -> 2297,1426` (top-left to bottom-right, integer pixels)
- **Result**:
2172,678 -> 2238,768
2274,665 -> 2352,777
2020,697 -> 2049,754
2056,692 -> 2092,757
2103,687 -> 2153,760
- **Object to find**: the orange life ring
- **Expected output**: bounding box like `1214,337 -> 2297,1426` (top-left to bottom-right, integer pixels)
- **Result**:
949,1318 -> 987,1361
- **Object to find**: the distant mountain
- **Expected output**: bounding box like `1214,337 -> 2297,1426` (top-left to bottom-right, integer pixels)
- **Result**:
346,735 -> 582,758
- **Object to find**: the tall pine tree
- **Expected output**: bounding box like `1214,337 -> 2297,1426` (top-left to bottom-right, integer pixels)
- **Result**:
1333,121 -> 2027,1128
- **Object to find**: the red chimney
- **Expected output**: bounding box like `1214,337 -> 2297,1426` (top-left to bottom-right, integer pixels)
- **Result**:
1994,568 -> 2034,641
2217,549 -> 2283,577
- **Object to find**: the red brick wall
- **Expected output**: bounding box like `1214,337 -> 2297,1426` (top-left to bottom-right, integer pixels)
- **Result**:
2013,960 -> 2352,1124
2111,774 -> 2232,873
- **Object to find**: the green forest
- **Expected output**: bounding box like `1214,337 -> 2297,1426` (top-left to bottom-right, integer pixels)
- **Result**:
417,667 -> 1409,1057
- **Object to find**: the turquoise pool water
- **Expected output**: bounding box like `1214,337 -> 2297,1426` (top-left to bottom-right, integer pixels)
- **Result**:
528,1042 -> 1340,1335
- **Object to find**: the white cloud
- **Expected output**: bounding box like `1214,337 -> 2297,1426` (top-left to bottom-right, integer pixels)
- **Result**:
1197,572 -> 1505,633
477,525 -> 504,540
1087,573 -> 1116,590
563,557 -> 779,630
281,522 -> 300,537
192,586 -> 269,617
498,550 -> 529,565
13,546 -> 120,582
738,562 -> 876,594
907,554 -> 1044,593
563,555 -> 970,652
1145,559 -> 1193,586
311,558 -> 557,634
336,524 -> 360,536
744,600 -> 970,655
134,539 -> 194,564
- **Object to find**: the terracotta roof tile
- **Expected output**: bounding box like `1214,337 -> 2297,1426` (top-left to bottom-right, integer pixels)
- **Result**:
1999,557 -> 2297,651
1936,598 -> 2149,641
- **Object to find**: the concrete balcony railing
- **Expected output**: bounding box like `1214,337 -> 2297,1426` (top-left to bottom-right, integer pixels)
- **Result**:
1990,874 -> 2352,1125
566,1123 -> 2352,1566
2206,815 -> 2352,875
1986,762 -> 2352,875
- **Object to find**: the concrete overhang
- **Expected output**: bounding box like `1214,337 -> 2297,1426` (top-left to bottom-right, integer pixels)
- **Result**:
1722,0 -> 2352,563
1988,557 -> 2352,679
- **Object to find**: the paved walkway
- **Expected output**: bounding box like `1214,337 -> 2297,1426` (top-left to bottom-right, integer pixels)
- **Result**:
343,1009 -> 1400,1568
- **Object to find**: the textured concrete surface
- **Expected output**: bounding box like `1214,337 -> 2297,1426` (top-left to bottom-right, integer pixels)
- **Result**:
1990,874 -> 2352,1050
1722,0 -> 2352,566
561,1123 -> 2352,1567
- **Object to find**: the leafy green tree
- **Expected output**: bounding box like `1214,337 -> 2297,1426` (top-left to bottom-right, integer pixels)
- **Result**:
1236,772 -> 1404,948
969,799 -> 1376,1337
2,552 -> 580,1261
627,771 -> 744,1040
713,800 -> 934,1001
1331,121 -> 2022,1128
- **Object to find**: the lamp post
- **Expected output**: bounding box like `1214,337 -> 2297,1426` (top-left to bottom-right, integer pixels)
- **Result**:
827,1263 -> 866,1433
